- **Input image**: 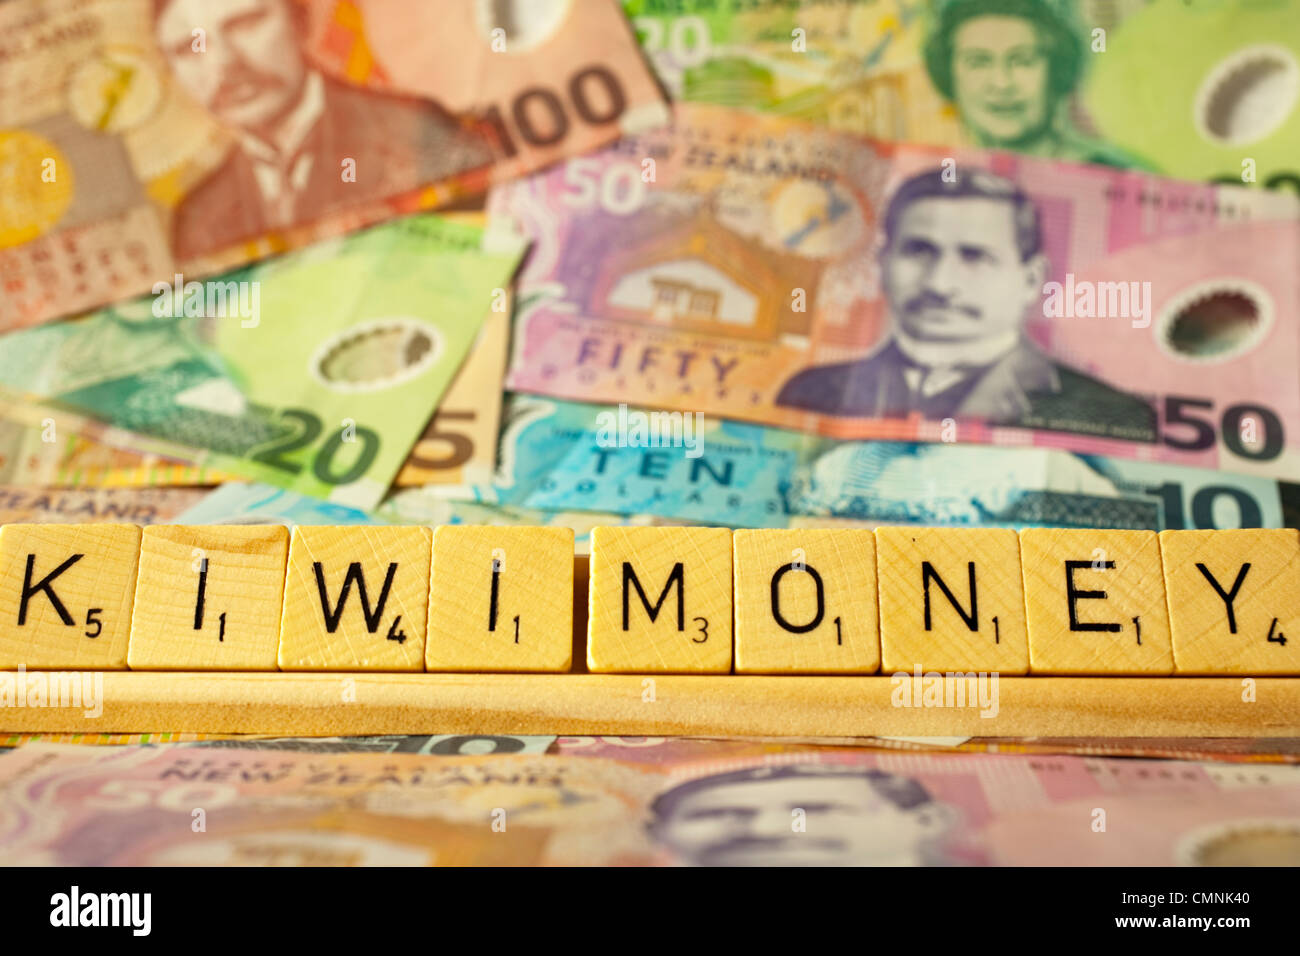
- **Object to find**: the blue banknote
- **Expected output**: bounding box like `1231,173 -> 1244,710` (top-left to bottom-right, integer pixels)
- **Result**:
445,396 -> 1292,530
175,482 -> 384,526
177,481 -> 693,554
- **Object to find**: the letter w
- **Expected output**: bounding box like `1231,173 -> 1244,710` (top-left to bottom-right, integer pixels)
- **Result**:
313,562 -> 397,633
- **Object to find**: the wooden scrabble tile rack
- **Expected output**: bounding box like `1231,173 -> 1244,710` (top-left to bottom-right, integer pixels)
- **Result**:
0,524 -> 1297,736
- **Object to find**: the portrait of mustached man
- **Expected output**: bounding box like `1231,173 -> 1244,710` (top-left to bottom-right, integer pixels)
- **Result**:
155,0 -> 493,259
776,168 -> 1156,440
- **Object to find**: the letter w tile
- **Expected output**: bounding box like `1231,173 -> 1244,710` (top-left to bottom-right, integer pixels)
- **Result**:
313,561 -> 397,633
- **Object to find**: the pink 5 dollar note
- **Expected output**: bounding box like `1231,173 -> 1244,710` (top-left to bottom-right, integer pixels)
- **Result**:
499,104 -> 1300,479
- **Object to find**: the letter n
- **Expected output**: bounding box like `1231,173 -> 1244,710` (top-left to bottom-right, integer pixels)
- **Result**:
921,561 -> 978,631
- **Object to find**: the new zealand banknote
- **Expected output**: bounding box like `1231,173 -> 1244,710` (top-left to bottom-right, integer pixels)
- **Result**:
0,733 -> 555,753
624,0 -> 1300,192
440,395 -> 1298,529
395,308 -> 510,488
175,481 -> 696,554
174,481 -> 383,526
1,742 -> 1296,865
0,416 -> 228,488
0,0 -> 667,330
498,103 -> 1300,478
0,312 -> 504,491
0,484 -> 208,525
0,215 -> 525,510
554,734 -> 1300,765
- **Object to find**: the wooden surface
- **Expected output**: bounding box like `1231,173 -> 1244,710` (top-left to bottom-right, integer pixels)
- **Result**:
427,525 -> 573,672
1021,528 -> 1174,674
128,524 -> 287,670
1161,528 -> 1300,674
278,525 -> 430,671
0,523 -> 140,669
734,528 -> 879,673
0,672 -> 1295,736
877,527 -> 1028,674
587,526 -> 733,673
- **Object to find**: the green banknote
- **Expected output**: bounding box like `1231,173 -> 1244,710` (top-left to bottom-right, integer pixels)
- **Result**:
624,0 -> 1300,191
0,216 -> 524,510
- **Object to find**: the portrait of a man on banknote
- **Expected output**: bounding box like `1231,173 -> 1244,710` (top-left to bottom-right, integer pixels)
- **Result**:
922,0 -> 1140,167
775,167 -> 1156,438
154,0 -> 493,259
647,763 -> 960,866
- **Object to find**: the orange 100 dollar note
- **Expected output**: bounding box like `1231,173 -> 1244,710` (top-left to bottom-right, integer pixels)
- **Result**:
0,0 -> 667,331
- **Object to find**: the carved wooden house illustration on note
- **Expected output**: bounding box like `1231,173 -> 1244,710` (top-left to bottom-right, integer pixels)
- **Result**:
585,212 -> 822,344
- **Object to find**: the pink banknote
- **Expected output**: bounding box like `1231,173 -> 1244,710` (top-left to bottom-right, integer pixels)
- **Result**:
500,104 -> 1300,478
0,743 -> 1296,865
0,0 -> 666,330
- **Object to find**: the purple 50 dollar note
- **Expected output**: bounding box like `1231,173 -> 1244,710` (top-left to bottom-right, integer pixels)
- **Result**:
499,104 -> 1300,479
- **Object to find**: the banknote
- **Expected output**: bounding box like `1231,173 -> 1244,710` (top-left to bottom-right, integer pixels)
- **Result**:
0,385 -> 234,487
498,103 -> 1300,478
624,0 -> 1300,192
378,488 -> 698,554
395,308 -> 510,487
0,416 -> 229,488
1,742 -> 1297,864
0,0 -> 667,331
787,440 -> 1299,529
174,481 -> 694,554
394,211 -> 507,488
449,394 -> 804,525
1,733 -> 236,751
0,318 -> 502,491
186,735 -> 556,755
444,394 -> 1296,529
0,314 -> 503,490
0,215 -> 525,510
0,484 -> 208,524
552,734 -> 1300,765
0,733 -> 555,753
174,481 -> 383,526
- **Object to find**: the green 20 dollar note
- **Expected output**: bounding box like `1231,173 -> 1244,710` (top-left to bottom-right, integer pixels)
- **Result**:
0,216 -> 525,510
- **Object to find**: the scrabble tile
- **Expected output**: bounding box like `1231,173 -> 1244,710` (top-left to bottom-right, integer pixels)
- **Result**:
427,526 -> 573,672
587,526 -> 731,673
127,525 -> 288,670
876,527 -> 1028,674
1160,529 -> 1300,675
1020,529 -> 1173,675
279,526 -> 430,671
0,524 -> 141,669
733,529 -> 878,674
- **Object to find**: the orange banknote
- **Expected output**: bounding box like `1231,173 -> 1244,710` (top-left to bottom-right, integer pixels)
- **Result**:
0,0 -> 667,330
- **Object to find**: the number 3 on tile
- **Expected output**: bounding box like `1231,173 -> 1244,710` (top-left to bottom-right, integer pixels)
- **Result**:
692,616 -> 708,643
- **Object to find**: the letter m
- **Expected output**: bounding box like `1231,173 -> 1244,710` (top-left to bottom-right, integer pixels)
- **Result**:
209,281 -> 239,316
622,561 -> 684,631
1098,281 -> 1128,318
102,893 -> 129,926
